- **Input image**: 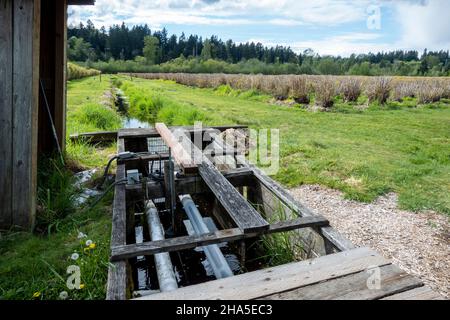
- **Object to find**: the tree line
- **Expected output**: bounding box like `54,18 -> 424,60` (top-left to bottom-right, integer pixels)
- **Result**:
68,20 -> 450,76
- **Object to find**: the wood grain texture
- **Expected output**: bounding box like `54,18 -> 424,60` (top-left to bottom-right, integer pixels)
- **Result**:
53,0 -> 67,150
262,264 -> 422,300
106,138 -> 128,300
382,286 -> 444,300
0,0 -> 13,229
110,216 -> 328,261
155,123 -> 198,173
136,247 -> 389,300
198,160 -> 269,233
11,0 -> 40,229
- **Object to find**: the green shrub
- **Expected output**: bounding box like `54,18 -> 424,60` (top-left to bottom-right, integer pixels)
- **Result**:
67,62 -> 101,80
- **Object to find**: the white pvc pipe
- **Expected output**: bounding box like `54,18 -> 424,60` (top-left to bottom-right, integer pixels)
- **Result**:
145,201 -> 178,292
179,194 -> 233,279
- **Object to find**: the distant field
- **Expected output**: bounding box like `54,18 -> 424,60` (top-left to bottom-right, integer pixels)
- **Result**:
114,75 -> 450,215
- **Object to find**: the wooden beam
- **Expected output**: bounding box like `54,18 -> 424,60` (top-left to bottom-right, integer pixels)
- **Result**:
118,125 -> 248,140
11,0 -> 41,229
126,167 -> 254,200
135,247 -> 389,300
262,264 -> 423,300
54,0 -> 67,150
382,286 -> 444,300
155,123 -> 198,174
110,216 -> 328,261
106,138 -> 128,300
0,0 -> 13,229
198,160 -> 269,233
69,131 -> 118,143
250,167 -> 354,252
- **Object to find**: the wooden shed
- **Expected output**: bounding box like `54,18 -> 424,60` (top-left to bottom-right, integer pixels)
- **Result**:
0,0 -> 95,231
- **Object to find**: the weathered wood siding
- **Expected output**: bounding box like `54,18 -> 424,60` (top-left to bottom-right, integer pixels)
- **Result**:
0,0 -> 40,230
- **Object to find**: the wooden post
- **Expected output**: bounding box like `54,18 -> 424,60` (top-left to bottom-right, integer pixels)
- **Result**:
0,0 -> 14,229
54,0 -> 67,150
0,0 -> 40,230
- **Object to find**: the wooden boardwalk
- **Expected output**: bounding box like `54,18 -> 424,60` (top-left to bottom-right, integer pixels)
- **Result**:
136,247 -> 443,300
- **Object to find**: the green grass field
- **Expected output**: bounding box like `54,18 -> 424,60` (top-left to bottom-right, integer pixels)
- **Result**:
120,77 -> 450,215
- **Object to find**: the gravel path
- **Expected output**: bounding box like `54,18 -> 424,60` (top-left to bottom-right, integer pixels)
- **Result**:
290,185 -> 449,299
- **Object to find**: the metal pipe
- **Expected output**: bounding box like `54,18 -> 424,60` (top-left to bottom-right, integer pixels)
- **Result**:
179,195 -> 234,279
145,201 -> 178,292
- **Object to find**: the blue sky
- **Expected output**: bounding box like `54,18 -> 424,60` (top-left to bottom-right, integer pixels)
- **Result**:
68,0 -> 450,57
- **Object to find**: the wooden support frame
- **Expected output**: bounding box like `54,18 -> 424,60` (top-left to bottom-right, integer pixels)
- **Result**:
211,131 -> 354,253
106,137 -> 128,300
110,215 -> 329,261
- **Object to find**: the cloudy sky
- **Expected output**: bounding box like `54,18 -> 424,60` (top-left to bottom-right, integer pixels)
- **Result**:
68,0 -> 450,57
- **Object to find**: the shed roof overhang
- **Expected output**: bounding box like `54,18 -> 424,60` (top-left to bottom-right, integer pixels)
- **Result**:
68,0 -> 95,5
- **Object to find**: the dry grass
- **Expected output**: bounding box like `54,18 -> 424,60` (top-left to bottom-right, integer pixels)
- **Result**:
366,77 -> 392,105
339,77 -> 362,102
314,77 -> 336,109
126,73 -> 450,108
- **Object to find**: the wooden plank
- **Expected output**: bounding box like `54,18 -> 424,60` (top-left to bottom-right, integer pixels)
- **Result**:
118,125 -> 248,139
53,0 -> 67,150
110,216 -> 329,261
155,123 -> 198,174
135,247 -> 389,300
70,131 -> 118,143
262,264 -> 423,300
211,132 -> 351,252
0,0 -> 13,229
251,167 -> 354,252
11,0 -> 40,229
126,167 -> 254,199
382,286 -> 444,300
106,138 -> 128,300
199,160 -> 269,233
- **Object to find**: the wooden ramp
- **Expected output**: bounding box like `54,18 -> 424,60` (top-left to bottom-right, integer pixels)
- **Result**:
135,247 -> 443,300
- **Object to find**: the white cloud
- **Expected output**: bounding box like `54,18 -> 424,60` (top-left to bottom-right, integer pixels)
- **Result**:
68,0 -> 450,56
247,33 -> 391,56
395,0 -> 450,51
68,0 -> 372,28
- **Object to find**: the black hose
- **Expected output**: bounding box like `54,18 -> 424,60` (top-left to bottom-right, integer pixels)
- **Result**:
97,155 -> 119,190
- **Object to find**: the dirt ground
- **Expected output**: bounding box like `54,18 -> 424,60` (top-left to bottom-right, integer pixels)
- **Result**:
290,185 -> 449,299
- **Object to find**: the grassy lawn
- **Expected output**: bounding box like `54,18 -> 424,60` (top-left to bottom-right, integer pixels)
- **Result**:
0,75 -> 120,300
120,77 -> 450,214
66,75 -> 119,168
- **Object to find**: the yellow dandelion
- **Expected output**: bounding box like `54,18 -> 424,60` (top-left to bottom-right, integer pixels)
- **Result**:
89,243 -> 96,250
79,283 -> 85,290
32,291 -> 41,298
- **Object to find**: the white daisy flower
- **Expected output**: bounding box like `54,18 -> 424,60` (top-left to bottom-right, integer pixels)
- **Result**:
85,240 -> 93,247
77,232 -> 87,239
71,253 -> 79,261
59,291 -> 69,300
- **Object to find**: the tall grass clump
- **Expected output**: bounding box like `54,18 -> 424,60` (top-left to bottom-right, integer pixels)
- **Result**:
290,76 -> 310,104
71,103 -> 122,132
417,80 -> 445,104
366,77 -> 392,105
340,77 -> 362,102
67,62 -> 101,80
314,77 -> 336,109
36,157 -> 80,234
